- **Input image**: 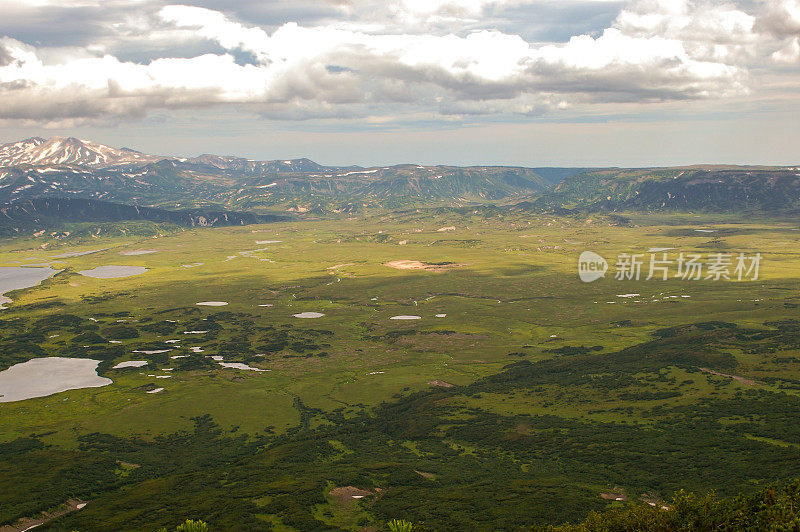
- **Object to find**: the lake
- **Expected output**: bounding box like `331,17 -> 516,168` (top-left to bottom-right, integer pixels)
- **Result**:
0,266 -> 59,309
0,357 -> 112,402
78,265 -> 148,278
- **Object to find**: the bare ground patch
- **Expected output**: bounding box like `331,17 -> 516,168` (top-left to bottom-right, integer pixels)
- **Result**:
600,487 -> 628,501
1,499 -> 87,532
428,380 -> 455,388
384,260 -> 465,272
328,486 -> 386,506
700,367 -> 758,386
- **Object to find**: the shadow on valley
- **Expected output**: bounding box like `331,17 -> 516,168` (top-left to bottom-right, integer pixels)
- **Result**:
2,320 -> 800,530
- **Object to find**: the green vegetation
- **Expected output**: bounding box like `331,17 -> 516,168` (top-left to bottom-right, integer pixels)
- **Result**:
388,519 -> 414,531
557,478 -> 800,531
172,519 -> 210,532
148,479 -> 800,531
528,167 -> 800,214
0,197 -> 286,240
0,210 -> 798,530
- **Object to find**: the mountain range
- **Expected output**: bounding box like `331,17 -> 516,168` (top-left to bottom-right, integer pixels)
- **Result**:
0,137 -> 572,212
0,137 -> 798,223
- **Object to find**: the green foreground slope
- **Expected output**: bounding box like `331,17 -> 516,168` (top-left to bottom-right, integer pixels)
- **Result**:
558,477 -> 800,531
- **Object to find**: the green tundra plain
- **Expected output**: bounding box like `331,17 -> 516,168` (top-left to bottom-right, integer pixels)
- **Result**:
1,210 -> 799,530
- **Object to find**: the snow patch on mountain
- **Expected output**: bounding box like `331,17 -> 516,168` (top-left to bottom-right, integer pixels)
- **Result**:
0,137 -> 165,168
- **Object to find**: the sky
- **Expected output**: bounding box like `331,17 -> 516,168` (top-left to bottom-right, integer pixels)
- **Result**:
0,0 -> 798,167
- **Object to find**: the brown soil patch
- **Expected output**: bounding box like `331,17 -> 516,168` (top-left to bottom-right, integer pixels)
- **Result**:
428,380 -> 455,388
1,499 -> 86,532
600,493 -> 627,501
600,487 -> 628,501
700,367 -> 757,386
329,486 -> 374,505
384,260 -> 463,272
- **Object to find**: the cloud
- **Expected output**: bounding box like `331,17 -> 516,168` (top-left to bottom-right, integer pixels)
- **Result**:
159,5 -> 271,60
389,0 -> 621,25
0,42 -> 15,67
0,0 -> 796,125
757,0 -> 800,36
155,4 -> 747,100
772,36 -> 800,62
388,0 -> 524,23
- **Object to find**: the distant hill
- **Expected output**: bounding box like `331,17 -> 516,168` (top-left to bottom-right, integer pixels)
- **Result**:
5,137 -> 794,215
0,137 -> 563,211
529,167 -> 595,186
0,197 -> 284,235
519,166 -> 800,213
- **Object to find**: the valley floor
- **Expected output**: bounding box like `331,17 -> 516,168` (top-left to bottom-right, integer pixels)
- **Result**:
0,210 -> 798,530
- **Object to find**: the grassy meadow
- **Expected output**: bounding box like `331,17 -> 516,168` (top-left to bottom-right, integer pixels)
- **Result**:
0,210 -> 799,530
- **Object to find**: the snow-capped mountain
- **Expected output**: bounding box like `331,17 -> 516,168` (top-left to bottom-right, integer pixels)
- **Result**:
0,137 -> 165,168
0,136 -> 555,211
0,137 -> 326,174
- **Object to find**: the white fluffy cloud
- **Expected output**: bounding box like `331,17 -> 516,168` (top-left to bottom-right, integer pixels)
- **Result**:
0,0 -> 797,124
758,0 -> 800,35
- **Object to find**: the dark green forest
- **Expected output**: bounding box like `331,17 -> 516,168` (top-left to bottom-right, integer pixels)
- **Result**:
2,318 -> 800,530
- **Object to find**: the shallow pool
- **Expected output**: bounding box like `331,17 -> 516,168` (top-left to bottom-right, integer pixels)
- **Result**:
0,357 -> 112,402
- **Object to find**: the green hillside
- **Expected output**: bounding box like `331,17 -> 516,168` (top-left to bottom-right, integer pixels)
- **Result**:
525,167 -> 800,213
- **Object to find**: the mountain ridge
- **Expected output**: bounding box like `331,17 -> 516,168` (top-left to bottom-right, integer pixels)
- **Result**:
517,167 -> 800,214
0,136 -> 559,211
0,137 -> 329,172
4,137 -> 796,215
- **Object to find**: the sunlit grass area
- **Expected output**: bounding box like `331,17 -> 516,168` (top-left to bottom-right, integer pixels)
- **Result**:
0,211 -> 798,529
